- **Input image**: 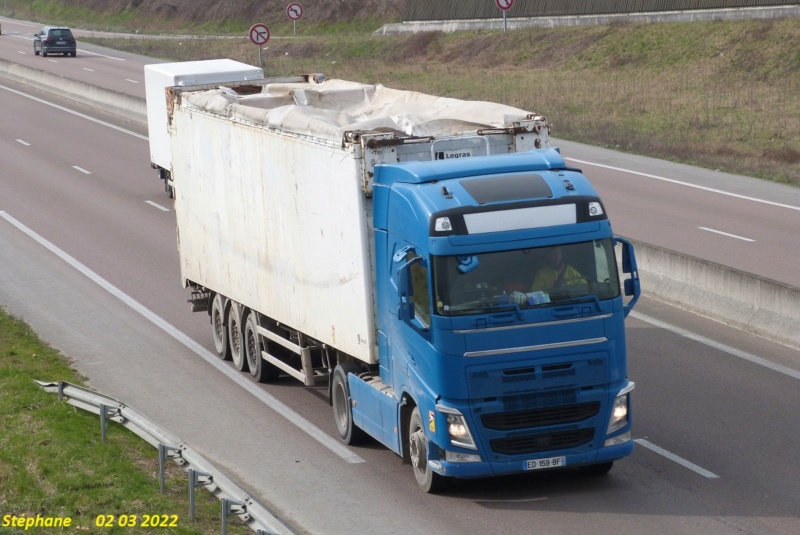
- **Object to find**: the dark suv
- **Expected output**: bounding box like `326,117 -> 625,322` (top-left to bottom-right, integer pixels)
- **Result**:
33,27 -> 77,57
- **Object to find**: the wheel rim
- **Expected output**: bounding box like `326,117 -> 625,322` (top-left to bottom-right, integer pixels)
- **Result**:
212,300 -> 225,354
333,379 -> 349,431
246,323 -> 259,371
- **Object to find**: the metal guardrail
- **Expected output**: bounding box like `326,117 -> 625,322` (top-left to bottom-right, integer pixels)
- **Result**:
37,381 -> 296,535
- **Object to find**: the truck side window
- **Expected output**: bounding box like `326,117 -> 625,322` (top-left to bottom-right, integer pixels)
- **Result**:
409,253 -> 431,328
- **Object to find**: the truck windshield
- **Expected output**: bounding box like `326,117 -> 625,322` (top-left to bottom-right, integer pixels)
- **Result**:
432,239 -> 620,316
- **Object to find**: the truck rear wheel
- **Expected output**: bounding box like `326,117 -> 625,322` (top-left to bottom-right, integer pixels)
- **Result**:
244,312 -> 280,383
332,365 -> 366,445
211,294 -> 231,360
409,406 -> 449,493
228,302 -> 247,371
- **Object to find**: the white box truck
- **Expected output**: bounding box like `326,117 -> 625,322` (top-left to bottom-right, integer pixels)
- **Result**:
144,59 -> 263,198
147,61 -> 640,492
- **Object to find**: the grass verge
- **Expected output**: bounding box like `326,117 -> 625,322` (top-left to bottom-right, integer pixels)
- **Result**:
0,308 -> 250,534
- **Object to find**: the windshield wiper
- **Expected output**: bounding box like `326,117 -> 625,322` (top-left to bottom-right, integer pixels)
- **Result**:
549,294 -> 602,312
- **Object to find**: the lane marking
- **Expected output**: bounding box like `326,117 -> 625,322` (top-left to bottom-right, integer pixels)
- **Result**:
698,227 -> 755,242
125,79 -> 139,84
145,200 -> 170,212
635,439 -> 719,479
0,210 -> 365,465
565,157 -> 800,212
83,68 -> 95,72
0,83 -> 147,140
73,166 -> 91,175
16,139 -> 30,146
631,311 -> 800,381
74,48 -> 126,61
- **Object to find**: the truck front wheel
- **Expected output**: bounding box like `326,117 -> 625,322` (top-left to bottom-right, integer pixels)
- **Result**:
332,365 -> 366,445
408,406 -> 449,493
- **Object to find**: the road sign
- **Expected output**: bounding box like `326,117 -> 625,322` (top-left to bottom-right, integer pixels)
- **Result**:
495,0 -> 514,11
249,23 -> 270,46
286,3 -> 303,21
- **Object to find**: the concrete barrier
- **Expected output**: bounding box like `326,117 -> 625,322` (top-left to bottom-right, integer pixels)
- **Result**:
633,240 -> 800,350
376,6 -> 800,34
0,58 -> 146,125
2,58 -> 798,351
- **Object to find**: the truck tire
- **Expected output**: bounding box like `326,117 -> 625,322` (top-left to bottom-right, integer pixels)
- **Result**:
408,406 -> 449,493
579,461 -> 614,476
211,294 -> 231,360
244,312 -> 280,383
331,365 -> 367,445
227,302 -> 247,371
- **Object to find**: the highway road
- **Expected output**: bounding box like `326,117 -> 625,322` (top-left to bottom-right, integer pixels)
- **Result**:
2,18 -> 800,535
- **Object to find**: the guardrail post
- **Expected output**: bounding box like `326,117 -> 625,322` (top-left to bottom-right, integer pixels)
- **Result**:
98,404 -> 119,442
158,444 -> 182,494
221,499 -> 246,535
188,468 -> 213,520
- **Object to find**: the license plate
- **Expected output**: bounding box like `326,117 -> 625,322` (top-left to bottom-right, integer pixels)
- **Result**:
56,40 -> 66,45
524,456 -> 566,470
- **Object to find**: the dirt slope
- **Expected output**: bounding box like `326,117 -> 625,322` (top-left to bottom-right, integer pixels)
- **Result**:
69,0 -> 406,23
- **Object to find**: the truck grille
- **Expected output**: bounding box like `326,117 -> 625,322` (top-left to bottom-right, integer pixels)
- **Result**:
481,402 -> 599,430
490,429 -> 594,455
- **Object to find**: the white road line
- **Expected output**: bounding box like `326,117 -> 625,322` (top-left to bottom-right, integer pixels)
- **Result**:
0,210 -> 365,465
16,139 -> 30,146
635,439 -> 719,479
73,166 -> 91,175
631,311 -> 800,381
125,79 -> 139,84
565,157 -> 800,212
698,227 -> 755,242
75,48 -> 126,61
0,83 -> 147,140
83,68 -> 95,72
145,200 -> 170,212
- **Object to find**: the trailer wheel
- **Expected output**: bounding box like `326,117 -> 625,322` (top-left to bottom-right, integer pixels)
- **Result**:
409,406 -> 449,493
332,365 -> 366,445
228,302 -> 247,371
211,294 -> 231,360
244,312 -> 280,383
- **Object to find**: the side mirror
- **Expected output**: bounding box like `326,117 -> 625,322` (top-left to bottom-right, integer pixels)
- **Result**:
614,237 -> 640,317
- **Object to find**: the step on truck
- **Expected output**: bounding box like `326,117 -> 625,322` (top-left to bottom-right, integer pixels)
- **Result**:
145,60 -> 641,492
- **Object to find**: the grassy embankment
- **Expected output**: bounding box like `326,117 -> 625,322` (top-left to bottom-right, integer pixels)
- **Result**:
0,308 -> 251,533
5,1 -> 798,186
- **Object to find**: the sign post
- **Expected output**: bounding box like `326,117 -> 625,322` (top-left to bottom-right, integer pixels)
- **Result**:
248,23 -> 271,69
286,3 -> 303,36
495,0 -> 514,32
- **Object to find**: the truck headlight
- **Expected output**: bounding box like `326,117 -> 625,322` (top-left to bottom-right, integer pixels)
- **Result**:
607,382 -> 634,435
437,404 -> 477,450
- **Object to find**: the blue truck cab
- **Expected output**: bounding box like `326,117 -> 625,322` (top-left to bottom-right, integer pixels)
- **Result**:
349,147 -> 640,492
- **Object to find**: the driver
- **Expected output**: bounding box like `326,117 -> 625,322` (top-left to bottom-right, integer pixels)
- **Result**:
531,246 -> 583,292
